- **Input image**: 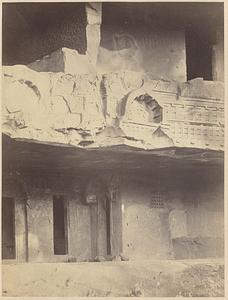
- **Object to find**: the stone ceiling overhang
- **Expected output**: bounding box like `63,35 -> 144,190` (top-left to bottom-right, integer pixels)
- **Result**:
2,134 -> 224,174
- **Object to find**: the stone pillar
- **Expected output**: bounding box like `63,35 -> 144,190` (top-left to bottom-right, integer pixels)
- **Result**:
105,173 -> 123,257
212,28 -> 224,81
2,174 -> 28,262
15,197 -> 27,262
85,2 -> 102,67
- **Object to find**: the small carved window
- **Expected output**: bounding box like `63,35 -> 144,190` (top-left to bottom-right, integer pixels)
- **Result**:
151,192 -> 164,208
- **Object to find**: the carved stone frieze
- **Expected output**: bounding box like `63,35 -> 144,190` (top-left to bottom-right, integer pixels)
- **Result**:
2,48 -> 224,151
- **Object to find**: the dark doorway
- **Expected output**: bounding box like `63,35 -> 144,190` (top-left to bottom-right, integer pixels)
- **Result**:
53,195 -> 68,255
106,196 -> 111,255
2,197 -> 16,259
185,27 -> 213,80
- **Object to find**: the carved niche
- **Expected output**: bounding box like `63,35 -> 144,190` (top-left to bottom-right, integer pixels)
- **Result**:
123,92 -> 163,125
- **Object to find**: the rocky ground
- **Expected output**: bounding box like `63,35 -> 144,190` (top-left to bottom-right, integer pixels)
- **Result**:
2,259 -> 224,297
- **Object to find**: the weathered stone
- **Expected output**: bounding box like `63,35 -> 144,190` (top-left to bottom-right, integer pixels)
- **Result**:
143,76 -> 179,94
86,3 -> 102,25
28,47 -> 96,75
101,25 -> 187,81
212,29 -> 224,82
86,25 -> 101,66
122,90 -> 161,125
94,255 -> 106,262
179,78 -> 224,100
169,209 -> 187,239
97,46 -> 143,73
2,65 -> 105,145
85,0 -> 102,66
111,255 -> 121,261
96,126 -> 125,139
67,256 -> 77,263
2,54 -> 224,151
101,71 -> 144,125
172,237 -> 224,259
119,253 -> 129,261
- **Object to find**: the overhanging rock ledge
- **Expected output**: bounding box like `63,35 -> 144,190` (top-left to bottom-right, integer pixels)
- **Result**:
2,48 -> 224,152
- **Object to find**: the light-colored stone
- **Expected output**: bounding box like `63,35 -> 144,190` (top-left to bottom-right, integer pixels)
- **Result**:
101,28 -> 187,81
169,209 -> 188,239
2,54 -> 224,151
143,77 -> 179,94
28,48 -> 96,75
97,46 -> 143,73
86,3 -> 102,25
179,78 -> 224,100
86,25 -> 101,66
212,29 -> 224,82
2,64 -> 105,146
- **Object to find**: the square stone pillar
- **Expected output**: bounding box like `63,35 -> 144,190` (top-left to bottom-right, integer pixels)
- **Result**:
86,3 -> 102,67
212,28 -> 224,81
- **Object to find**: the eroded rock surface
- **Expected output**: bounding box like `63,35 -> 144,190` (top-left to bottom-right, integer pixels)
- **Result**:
28,47 -> 96,75
2,49 -> 224,151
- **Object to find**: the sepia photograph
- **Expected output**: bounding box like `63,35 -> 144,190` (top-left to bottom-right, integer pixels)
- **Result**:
1,1 -> 225,297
